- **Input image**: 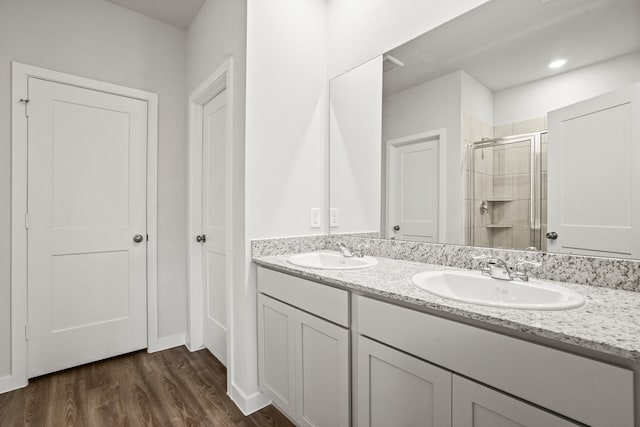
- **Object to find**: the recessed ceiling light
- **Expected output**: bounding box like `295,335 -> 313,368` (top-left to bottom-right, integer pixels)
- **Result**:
548,59 -> 567,69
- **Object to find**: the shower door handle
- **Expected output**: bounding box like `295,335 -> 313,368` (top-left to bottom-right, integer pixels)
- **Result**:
546,231 -> 558,240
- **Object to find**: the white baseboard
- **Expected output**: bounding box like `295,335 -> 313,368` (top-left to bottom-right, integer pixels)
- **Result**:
147,332 -> 186,353
0,373 -> 28,395
228,383 -> 271,416
186,343 -> 206,352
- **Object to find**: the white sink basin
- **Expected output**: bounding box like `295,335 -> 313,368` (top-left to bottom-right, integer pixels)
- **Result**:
412,270 -> 585,311
288,251 -> 378,270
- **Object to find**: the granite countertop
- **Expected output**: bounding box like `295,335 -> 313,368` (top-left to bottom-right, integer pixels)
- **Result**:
253,253 -> 640,362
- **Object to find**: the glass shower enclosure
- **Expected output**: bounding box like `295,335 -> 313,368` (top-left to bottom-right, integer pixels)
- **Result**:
469,132 -> 547,251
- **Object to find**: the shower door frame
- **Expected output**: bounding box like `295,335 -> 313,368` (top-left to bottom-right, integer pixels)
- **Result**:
469,131 -> 545,251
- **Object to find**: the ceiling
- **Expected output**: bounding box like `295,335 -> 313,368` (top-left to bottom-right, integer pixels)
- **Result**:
383,0 -> 640,96
105,0 -> 205,29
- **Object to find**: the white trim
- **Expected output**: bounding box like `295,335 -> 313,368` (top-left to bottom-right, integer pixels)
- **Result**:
385,129 -> 447,242
229,383 -> 272,416
6,62 -> 159,393
186,58 -> 234,384
148,333 -> 186,353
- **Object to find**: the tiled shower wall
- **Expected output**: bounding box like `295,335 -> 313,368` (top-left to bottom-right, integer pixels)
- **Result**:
464,114 -> 547,250
492,141 -> 531,249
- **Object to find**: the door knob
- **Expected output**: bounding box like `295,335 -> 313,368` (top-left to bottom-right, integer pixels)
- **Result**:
133,234 -> 144,243
196,234 -> 206,243
393,225 -> 400,231
546,231 -> 558,240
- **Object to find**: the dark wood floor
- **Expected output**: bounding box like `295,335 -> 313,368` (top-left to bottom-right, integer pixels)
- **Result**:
0,346 -> 294,427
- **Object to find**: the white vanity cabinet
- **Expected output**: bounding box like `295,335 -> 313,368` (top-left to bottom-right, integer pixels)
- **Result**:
356,336 -> 578,427
257,268 -> 350,427
356,295 -> 635,427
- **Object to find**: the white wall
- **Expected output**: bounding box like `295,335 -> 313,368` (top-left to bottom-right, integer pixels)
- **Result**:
186,0 -> 250,409
243,0 -> 328,409
382,71 -> 464,244
330,57 -> 383,235
0,0 -> 187,378
462,71 -> 494,125
327,0 -> 490,78
494,53 -> 640,125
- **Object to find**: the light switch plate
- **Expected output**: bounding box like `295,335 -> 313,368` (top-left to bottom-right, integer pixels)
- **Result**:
330,208 -> 339,227
310,208 -> 321,228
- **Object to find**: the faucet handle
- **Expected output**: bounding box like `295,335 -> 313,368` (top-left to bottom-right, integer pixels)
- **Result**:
352,243 -> 367,257
513,259 -> 541,281
472,255 -> 493,276
336,241 -> 353,257
514,259 -> 542,268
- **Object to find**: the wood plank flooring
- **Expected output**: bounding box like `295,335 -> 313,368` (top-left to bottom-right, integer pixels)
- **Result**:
0,346 -> 294,427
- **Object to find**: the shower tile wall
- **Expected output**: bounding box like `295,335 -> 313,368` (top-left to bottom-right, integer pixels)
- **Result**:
492,140 -> 531,249
465,115 -> 547,250
463,112 -> 494,247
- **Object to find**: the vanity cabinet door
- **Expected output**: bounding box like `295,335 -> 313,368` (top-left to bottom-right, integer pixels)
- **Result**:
295,310 -> 350,427
452,375 -> 579,427
357,336 -> 452,427
257,294 -> 297,419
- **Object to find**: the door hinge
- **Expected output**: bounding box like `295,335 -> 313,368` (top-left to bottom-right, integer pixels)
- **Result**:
20,98 -> 29,117
25,324 -> 31,341
24,213 -> 30,229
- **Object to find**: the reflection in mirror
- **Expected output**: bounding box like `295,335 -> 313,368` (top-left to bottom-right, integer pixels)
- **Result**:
329,0 -> 640,258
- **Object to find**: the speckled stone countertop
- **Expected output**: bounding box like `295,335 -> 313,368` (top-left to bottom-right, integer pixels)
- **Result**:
253,253 -> 640,362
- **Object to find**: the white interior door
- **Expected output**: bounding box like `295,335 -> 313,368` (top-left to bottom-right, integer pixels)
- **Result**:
388,136 -> 440,242
27,77 -> 148,378
547,82 -> 640,258
201,89 -> 228,365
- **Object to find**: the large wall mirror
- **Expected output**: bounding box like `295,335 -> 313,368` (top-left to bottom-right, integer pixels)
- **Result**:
329,0 -> 640,259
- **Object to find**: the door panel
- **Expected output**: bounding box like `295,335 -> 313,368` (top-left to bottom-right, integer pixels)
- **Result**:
389,137 -> 439,242
202,89 -> 228,365
51,251 -> 129,331
452,375 -> 579,427
295,310 -> 349,427
258,294 -> 297,419
27,77 -> 148,378
357,336 -> 451,427
547,83 -> 640,257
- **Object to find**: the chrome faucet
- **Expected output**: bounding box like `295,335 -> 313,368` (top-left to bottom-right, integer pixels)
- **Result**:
337,242 -> 353,257
473,255 -> 541,281
352,243 -> 367,258
512,259 -> 542,282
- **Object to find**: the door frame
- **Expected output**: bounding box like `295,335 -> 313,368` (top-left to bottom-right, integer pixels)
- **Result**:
384,129 -> 447,242
6,62 -> 159,393
186,57 -> 234,365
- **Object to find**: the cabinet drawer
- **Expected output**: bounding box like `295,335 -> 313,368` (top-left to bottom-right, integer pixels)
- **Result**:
257,267 -> 349,327
357,296 -> 634,427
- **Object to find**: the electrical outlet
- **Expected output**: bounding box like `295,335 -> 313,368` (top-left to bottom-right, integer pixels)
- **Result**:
310,208 -> 321,228
330,208 -> 339,227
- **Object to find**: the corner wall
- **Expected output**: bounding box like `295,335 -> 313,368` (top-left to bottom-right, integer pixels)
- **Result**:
242,0 -> 329,411
186,0 -> 251,410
